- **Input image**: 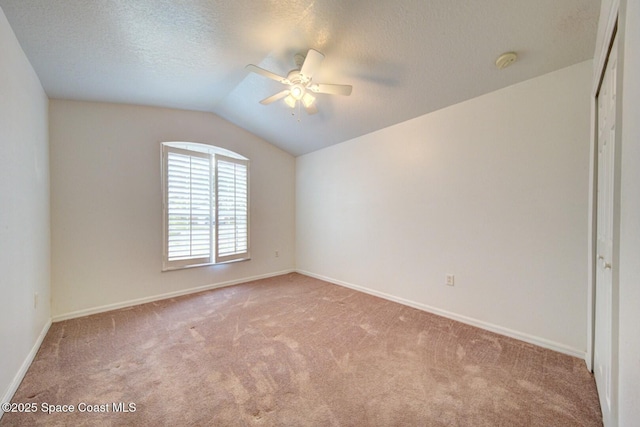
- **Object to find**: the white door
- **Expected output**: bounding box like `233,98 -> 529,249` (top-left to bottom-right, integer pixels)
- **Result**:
594,33 -> 617,426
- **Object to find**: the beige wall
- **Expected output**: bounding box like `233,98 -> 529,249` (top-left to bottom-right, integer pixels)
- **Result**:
49,100 -> 296,318
297,61 -> 592,356
0,7 -> 50,405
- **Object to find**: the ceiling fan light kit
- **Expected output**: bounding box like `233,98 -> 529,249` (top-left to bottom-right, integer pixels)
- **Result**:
284,95 -> 296,108
246,49 -> 352,116
302,92 -> 315,108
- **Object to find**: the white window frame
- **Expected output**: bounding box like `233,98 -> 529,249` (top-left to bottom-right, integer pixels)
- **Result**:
161,142 -> 250,271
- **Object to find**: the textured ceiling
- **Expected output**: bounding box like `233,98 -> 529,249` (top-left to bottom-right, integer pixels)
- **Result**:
0,0 -> 600,156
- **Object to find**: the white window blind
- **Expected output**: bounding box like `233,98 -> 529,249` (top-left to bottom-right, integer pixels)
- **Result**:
162,144 -> 249,270
215,155 -> 249,263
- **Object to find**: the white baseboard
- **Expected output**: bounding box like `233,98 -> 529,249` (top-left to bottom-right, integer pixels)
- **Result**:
297,270 -> 586,360
1,319 -> 52,419
52,269 -> 295,322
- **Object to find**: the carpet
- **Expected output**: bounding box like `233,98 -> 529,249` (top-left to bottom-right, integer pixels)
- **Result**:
1,273 -> 602,426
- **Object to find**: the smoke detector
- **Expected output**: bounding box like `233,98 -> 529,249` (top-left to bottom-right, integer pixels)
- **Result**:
495,52 -> 518,69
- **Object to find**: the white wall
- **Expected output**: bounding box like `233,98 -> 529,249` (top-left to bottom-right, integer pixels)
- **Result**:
297,61 -> 592,356
617,0 -> 640,424
49,100 -> 295,318
0,7 -> 50,405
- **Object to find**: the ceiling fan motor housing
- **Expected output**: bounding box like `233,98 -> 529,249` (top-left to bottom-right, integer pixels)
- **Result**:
287,70 -> 303,84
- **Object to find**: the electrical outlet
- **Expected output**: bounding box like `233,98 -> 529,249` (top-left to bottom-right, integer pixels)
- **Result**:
446,274 -> 455,286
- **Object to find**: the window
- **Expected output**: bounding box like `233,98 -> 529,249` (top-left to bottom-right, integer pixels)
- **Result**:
161,142 -> 249,271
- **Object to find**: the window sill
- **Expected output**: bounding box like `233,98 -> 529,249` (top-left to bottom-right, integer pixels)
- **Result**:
162,257 -> 251,272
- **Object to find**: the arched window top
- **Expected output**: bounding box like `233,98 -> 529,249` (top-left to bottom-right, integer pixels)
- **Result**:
162,141 -> 248,160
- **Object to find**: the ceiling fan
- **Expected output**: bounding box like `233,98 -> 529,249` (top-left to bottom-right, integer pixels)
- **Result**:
246,49 -> 352,115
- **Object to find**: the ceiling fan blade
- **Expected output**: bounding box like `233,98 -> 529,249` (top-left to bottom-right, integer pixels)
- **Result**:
305,103 -> 318,115
246,64 -> 290,84
300,49 -> 325,81
260,90 -> 290,105
309,83 -> 353,96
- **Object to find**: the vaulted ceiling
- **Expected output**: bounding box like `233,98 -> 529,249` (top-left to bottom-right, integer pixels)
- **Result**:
0,0 -> 600,156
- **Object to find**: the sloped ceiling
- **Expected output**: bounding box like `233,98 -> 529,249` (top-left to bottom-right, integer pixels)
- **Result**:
0,0 -> 600,156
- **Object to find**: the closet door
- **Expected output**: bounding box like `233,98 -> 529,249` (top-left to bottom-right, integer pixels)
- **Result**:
594,32 -> 617,427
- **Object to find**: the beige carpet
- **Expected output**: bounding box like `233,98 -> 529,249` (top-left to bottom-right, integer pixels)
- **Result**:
2,273 -> 601,426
